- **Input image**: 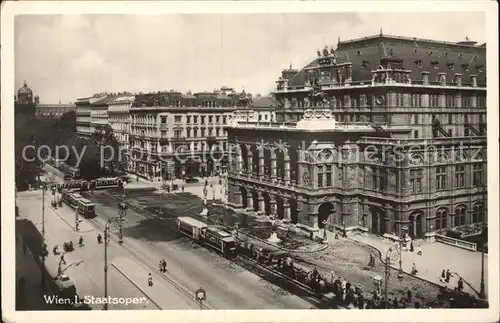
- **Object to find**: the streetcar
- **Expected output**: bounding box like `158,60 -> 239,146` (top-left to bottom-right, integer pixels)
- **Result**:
176,216 -> 237,258
68,193 -> 83,209
177,216 -> 207,241
89,177 -> 122,190
201,226 -> 237,259
61,189 -> 78,206
77,198 -> 96,218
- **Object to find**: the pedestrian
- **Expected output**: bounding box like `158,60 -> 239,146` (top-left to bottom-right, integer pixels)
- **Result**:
330,270 -> 335,283
78,236 -> 84,247
97,234 -> 102,244
409,240 -> 414,252
162,260 -> 167,272
53,245 -> 59,255
159,260 -> 163,272
406,289 -> 412,303
417,245 -> 422,256
445,269 -> 451,283
60,254 -> 66,265
182,186 -> 184,192
335,232 -> 339,240
440,270 -> 446,283
411,263 -> 418,275
148,273 -> 153,287
457,277 -> 464,292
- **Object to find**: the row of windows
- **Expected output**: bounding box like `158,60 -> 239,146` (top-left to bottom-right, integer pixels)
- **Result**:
410,164 -> 483,193
169,115 -> 229,125
286,93 -> 485,109
434,204 -> 485,230
170,127 -> 226,139
313,164 -> 484,191
134,141 -> 228,153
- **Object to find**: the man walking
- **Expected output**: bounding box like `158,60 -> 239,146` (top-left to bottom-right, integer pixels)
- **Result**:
162,259 -> 167,273
97,234 -> 102,244
148,273 -> 153,287
60,254 -> 67,266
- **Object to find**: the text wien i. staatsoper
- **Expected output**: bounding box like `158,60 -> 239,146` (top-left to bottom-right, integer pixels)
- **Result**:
44,295 -> 149,306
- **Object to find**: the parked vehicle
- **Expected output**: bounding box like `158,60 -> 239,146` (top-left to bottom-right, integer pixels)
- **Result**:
185,177 -> 199,183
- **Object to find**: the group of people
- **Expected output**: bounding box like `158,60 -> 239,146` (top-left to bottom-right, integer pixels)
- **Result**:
158,259 -> 168,273
439,269 -> 464,292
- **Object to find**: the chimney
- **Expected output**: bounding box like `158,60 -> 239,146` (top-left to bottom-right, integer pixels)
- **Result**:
422,71 -> 430,85
453,73 -> 463,86
470,74 -> 478,88
438,72 -> 447,86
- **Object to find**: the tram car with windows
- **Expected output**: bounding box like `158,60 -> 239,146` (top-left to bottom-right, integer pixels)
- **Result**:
176,217 -> 237,258
89,177 -> 123,190
61,189 -> 77,206
77,198 -> 96,218
177,216 -> 207,241
68,193 -> 83,209
201,226 -> 237,259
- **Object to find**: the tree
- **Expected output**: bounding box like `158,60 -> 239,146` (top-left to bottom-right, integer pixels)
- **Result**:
90,125 -> 128,174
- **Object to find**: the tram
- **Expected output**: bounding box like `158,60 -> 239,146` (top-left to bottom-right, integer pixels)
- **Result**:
201,226 -> 237,259
77,198 -> 96,218
177,216 -> 207,241
89,177 -> 122,190
176,216 -> 237,258
68,193 -> 83,209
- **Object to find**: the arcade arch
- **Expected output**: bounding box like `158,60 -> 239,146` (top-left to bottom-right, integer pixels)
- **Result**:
409,211 -> 424,238
318,202 -> 334,229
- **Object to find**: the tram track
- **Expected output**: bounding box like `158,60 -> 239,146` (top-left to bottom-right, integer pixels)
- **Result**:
93,191 -> 335,308
83,211 -> 214,309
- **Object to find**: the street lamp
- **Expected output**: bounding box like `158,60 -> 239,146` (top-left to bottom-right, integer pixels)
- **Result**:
103,203 -> 127,310
384,242 -> 401,308
397,226 -> 408,281
195,287 -> 206,310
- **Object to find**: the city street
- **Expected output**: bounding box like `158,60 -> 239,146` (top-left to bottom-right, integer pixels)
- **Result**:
82,190 -> 316,309
15,190 -> 194,310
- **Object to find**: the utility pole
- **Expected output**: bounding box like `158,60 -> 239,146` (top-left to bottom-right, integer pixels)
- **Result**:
103,202 -> 127,310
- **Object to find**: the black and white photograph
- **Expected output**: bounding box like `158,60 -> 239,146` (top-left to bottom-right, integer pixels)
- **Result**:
1,1 -> 498,322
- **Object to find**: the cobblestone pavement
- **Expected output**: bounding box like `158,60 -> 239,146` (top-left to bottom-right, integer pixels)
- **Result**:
348,233 -> 488,298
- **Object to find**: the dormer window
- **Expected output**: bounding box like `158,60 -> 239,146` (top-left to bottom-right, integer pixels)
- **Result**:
431,61 -> 439,69
458,53 -> 464,59
476,64 -> 484,72
429,51 -> 433,56
414,59 -> 423,68
413,49 -> 417,55
357,50 -> 362,55
389,48 -> 393,56
361,60 -> 369,68
444,52 -> 448,56
461,63 -> 469,71
447,62 -> 455,70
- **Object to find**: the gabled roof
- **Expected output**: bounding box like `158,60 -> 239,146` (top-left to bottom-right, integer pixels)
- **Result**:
90,95 -> 120,106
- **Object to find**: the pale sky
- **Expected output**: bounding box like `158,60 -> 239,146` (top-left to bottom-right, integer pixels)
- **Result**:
15,12 -> 485,104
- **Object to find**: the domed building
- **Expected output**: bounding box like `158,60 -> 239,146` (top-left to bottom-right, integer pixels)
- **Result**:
15,81 -> 37,116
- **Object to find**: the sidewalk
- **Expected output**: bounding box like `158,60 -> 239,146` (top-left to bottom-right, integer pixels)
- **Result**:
16,236 -> 59,310
112,257 -> 194,309
49,204 -> 94,233
16,193 -> 159,310
348,233 -> 488,298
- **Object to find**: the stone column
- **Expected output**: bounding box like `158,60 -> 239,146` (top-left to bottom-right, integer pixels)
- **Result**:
247,149 -> 253,176
246,190 -> 253,211
284,155 -> 291,184
258,147 -> 265,178
258,191 -> 265,215
270,150 -> 277,180
236,144 -> 243,173
234,189 -> 242,207
309,203 -> 319,230
283,201 -> 291,222
269,194 -> 277,217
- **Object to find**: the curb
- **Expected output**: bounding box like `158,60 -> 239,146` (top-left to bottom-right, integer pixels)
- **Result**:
49,206 -> 94,233
110,263 -> 162,310
346,235 -> 484,300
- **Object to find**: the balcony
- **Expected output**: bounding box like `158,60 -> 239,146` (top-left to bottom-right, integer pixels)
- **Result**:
159,138 -> 169,145
171,136 -> 186,142
160,124 -> 168,129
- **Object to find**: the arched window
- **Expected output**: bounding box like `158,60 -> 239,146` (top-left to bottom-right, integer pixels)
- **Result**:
435,208 -> 448,230
472,203 -> 484,223
454,206 -> 467,227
